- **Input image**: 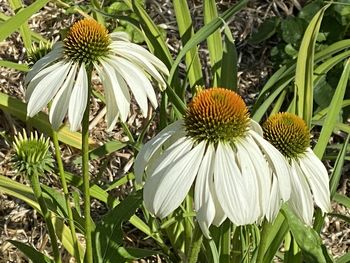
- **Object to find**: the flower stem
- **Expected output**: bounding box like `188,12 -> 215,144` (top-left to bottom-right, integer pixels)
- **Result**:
188,222 -> 203,263
52,131 -> 81,262
220,219 -> 231,262
82,67 -> 93,263
29,170 -> 61,263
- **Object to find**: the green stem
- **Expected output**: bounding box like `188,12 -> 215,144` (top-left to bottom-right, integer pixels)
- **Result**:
29,170 -> 61,263
184,190 -> 193,255
256,220 -> 269,263
82,67 -> 93,263
220,219 -> 231,262
52,131 -> 81,262
188,222 -> 203,263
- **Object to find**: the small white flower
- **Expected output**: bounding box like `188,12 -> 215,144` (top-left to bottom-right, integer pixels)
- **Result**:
135,88 -> 291,238
25,18 -> 169,131
263,112 -> 331,225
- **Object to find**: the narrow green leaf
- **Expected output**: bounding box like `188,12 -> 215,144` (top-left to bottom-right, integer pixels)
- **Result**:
7,240 -> 53,263
9,0 -> 32,50
173,0 -> 203,89
333,193 -> 350,208
336,252 -> 350,263
313,59 -> 350,158
0,60 -> 29,71
219,24 -> 237,91
327,213 -> 350,224
295,4 -> 329,127
0,92 -> 95,149
93,190 -> 142,263
0,0 -> 50,41
73,140 -> 127,164
330,135 -> 350,198
204,0 -> 223,86
169,0 -> 248,85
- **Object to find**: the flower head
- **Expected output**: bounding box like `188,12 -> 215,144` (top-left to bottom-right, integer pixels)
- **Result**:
25,18 -> 169,131
135,88 -> 291,238
263,112 -> 331,225
12,130 -> 54,176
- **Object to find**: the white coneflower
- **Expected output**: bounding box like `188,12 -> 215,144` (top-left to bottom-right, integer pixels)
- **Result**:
263,112 -> 331,225
25,18 -> 169,131
135,87 -> 291,238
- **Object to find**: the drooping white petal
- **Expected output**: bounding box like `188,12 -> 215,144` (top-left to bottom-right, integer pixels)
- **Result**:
265,174 -> 282,222
242,135 -> 271,217
195,144 -> 216,239
26,61 -> 64,101
299,149 -> 331,214
211,184 -> 227,226
249,130 -> 291,202
49,63 -> 78,130
214,142 -> 249,225
236,141 -> 260,222
109,32 -> 131,42
144,140 -> 205,218
105,57 -> 150,117
110,42 -> 169,76
27,61 -> 72,117
289,159 -> 314,225
68,64 -> 88,131
25,43 -> 64,84
118,49 -> 167,89
94,62 -> 119,131
99,59 -> 130,123
250,119 -> 264,136
134,120 -> 184,183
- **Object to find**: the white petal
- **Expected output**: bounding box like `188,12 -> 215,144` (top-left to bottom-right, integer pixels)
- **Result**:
241,135 -> 271,217
94,63 -> 119,130
68,64 -> 88,131
236,141 -> 260,222
144,140 -> 205,218
27,61 -> 71,117
134,120 -> 184,183
265,174 -> 282,222
99,60 -> 130,123
249,130 -> 291,201
26,61 -> 63,101
214,142 -> 249,225
289,159 -> 314,225
25,43 -> 64,84
109,32 -> 131,42
299,149 -> 331,213
49,63 -> 78,130
105,56 -> 152,117
110,42 -> 169,76
118,49 -> 167,89
250,119 -> 264,136
195,144 -> 216,239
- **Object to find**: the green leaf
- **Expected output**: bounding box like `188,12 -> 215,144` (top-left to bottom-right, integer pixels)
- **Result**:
313,59 -> 350,158
327,213 -> 350,224
219,24 -> 238,91
333,193 -> 350,208
0,92 -> 94,149
168,0 -> 248,86
336,252 -> 350,263
280,17 -> 307,44
249,17 -> 280,44
92,190 -> 143,262
282,206 -> 327,263
204,0 -> 223,86
330,135 -> 350,198
295,4 -> 330,127
173,0 -> 203,89
73,140 -> 127,164
0,0 -> 49,41
0,60 -> 29,71
7,240 -> 53,263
